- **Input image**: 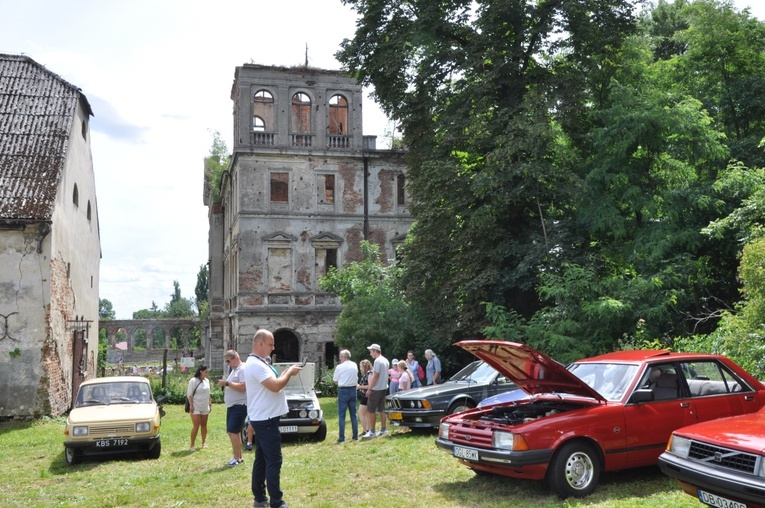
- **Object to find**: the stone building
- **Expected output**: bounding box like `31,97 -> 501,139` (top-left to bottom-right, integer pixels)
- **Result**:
204,64 -> 413,370
0,54 -> 100,418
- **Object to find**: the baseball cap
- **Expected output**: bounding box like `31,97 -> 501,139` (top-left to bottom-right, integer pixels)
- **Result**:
367,343 -> 381,351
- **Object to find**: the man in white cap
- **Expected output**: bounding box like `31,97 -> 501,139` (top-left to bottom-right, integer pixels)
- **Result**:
361,343 -> 389,438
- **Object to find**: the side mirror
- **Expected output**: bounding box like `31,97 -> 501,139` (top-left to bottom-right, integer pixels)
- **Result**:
631,389 -> 654,404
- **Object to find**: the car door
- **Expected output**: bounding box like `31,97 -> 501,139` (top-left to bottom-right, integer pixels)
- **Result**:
622,363 -> 698,467
682,359 -> 762,422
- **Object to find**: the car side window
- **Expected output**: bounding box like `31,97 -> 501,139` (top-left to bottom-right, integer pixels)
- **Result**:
681,360 -> 751,396
637,365 -> 683,401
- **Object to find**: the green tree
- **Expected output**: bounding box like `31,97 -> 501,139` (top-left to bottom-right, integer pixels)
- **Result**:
99,298 -> 116,320
195,264 -> 208,314
133,301 -> 162,319
319,241 -> 429,362
204,130 -> 230,203
337,0 -> 639,346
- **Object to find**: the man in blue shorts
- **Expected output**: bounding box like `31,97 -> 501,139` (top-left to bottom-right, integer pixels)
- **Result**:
218,350 -> 248,466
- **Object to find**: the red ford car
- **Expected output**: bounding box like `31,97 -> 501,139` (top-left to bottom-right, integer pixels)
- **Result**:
659,409 -> 765,508
435,340 -> 765,498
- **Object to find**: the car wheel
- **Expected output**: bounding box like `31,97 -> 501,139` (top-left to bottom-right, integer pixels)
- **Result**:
64,447 -> 81,465
447,400 -> 474,415
312,420 -> 327,442
547,441 -> 601,498
241,421 -> 250,445
146,440 -> 161,460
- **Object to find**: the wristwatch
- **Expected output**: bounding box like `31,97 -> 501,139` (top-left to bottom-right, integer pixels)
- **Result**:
225,381 -> 229,387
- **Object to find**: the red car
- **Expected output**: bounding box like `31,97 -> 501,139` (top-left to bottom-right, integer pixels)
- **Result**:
659,409 -> 765,508
435,340 -> 765,498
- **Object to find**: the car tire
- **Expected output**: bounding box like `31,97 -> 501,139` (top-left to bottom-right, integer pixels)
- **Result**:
64,447 -> 81,465
547,441 -> 601,498
241,421 -> 250,445
447,400 -> 474,415
146,440 -> 161,460
312,420 -> 327,442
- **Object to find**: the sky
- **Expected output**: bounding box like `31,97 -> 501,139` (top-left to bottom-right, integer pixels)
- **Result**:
0,0 -> 763,319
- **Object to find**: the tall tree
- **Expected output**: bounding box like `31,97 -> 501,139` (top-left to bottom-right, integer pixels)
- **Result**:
195,264 -> 208,313
338,0 -> 638,344
99,298 -> 116,320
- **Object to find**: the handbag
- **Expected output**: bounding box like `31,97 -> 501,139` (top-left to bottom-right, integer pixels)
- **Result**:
184,378 -> 203,413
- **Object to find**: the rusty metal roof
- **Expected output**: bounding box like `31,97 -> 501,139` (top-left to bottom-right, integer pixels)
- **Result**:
0,53 -> 92,221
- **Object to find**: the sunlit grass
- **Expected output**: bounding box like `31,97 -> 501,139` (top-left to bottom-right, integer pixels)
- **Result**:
0,400 -> 702,507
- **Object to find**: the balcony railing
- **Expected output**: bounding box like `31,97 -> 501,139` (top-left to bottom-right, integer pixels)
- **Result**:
290,133 -> 314,147
252,132 -> 275,145
327,135 -> 351,149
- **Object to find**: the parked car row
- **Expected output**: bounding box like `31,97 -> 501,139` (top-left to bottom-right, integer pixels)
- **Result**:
434,340 -> 765,502
64,344 -> 765,507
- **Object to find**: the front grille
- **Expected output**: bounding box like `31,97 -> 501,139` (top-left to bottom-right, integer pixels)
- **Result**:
450,423 -> 494,448
88,424 -> 134,437
689,441 -> 758,474
390,399 -> 401,410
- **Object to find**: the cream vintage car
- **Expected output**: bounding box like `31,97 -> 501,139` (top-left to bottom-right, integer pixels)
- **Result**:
64,376 -> 163,465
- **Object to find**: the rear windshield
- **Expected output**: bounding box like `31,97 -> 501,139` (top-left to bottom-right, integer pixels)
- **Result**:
76,382 -> 153,406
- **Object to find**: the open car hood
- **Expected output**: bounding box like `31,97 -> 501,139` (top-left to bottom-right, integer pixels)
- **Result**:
455,340 -> 605,402
273,362 -> 316,396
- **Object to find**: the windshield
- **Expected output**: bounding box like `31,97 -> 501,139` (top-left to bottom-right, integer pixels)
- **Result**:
449,361 -> 499,384
76,382 -> 153,406
568,362 -> 639,402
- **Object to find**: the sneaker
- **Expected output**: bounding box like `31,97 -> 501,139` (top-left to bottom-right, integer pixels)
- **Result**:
246,442 -> 253,451
378,428 -> 387,436
253,500 -> 269,508
361,430 -> 377,439
189,447 -> 196,452
336,439 -> 345,444
227,457 -> 244,466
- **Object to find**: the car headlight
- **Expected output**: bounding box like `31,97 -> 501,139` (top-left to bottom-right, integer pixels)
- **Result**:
439,422 -> 450,440
299,410 -> 308,418
493,431 -> 515,450
135,422 -> 151,433
72,426 -> 89,437
493,431 -> 529,451
668,435 -> 691,458
308,410 -> 319,420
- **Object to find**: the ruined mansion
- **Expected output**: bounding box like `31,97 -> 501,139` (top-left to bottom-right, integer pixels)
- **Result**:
203,64 -> 414,370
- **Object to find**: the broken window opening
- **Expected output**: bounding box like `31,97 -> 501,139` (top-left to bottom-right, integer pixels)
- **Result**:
270,172 -> 289,203
328,94 -> 348,135
319,174 -> 335,204
253,90 -> 274,133
291,92 -> 311,134
397,174 -> 406,206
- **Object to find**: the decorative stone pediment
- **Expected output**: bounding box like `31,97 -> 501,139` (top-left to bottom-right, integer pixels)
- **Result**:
262,232 -> 296,245
309,232 -> 343,248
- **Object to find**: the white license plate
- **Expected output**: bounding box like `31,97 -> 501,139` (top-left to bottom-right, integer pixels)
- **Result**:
453,446 -> 479,461
279,426 -> 298,433
95,439 -> 128,448
698,489 -> 747,508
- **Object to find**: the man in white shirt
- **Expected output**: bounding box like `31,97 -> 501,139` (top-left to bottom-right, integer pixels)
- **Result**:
244,329 -> 302,508
332,349 -> 359,443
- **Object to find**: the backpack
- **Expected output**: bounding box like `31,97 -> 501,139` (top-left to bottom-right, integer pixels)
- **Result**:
417,364 -> 425,382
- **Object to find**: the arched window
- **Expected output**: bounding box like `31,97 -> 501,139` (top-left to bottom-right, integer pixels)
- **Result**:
291,92 -> 311,134
253,90 -> 274,132
329,94 -> 348,135
73,184 -> 79,207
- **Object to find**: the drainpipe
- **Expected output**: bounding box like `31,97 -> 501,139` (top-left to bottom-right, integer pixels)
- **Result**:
36,222 -> 52,253
363,155 -> 369,240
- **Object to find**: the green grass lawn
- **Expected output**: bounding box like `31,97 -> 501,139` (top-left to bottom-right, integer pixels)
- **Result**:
0,399 -> 703,508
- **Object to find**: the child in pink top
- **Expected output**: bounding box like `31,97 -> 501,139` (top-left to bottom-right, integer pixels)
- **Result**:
397,360 -> 413,391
